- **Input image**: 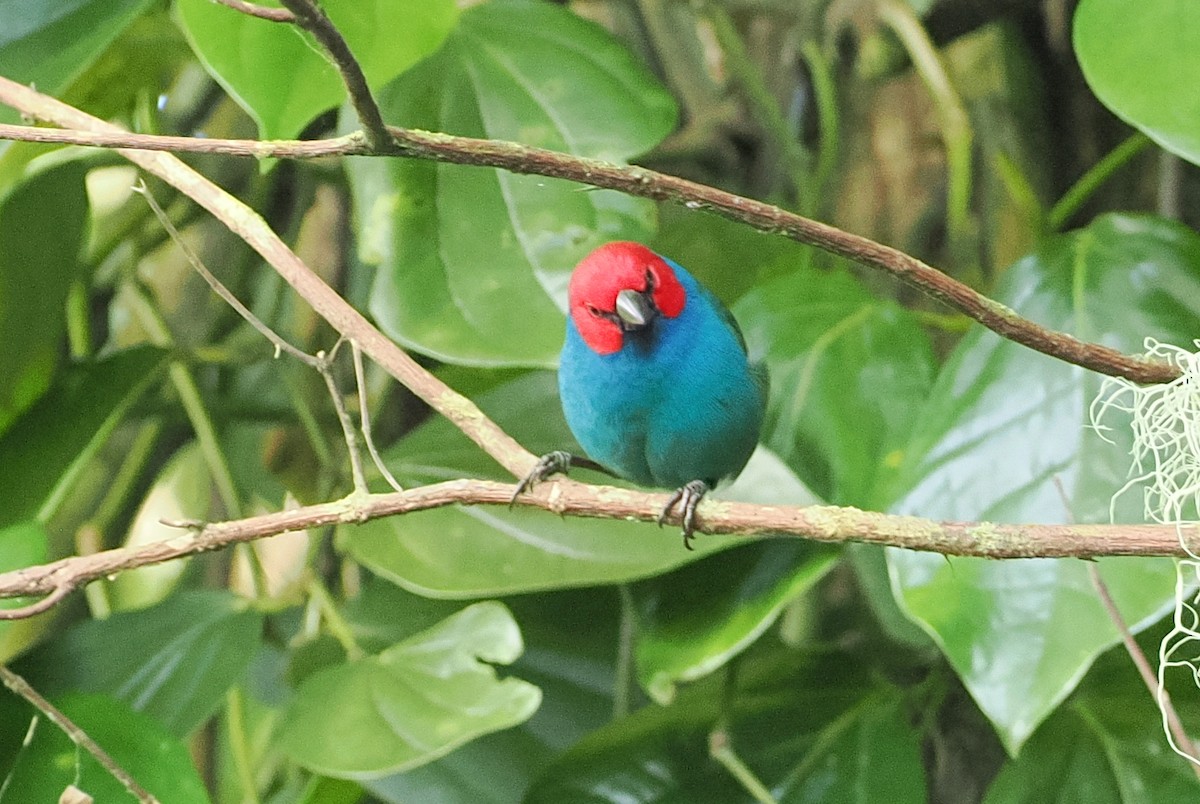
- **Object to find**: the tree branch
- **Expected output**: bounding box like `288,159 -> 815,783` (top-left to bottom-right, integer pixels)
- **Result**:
0,665 -> 160,803
0,477 -> 1194,620
0,115 -> 1178,385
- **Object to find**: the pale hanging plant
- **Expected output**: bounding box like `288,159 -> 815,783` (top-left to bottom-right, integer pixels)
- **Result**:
1091,337 -> 1200,766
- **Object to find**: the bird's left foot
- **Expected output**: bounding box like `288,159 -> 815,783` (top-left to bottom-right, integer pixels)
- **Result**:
658,479 -> 710,550
510,450 -> 575,508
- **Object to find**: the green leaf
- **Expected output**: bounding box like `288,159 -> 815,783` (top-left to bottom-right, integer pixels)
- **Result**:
734,260 -> 935,506
0,346 -> 165,528
279,581 -> 614,802
885,214 -> 1200,754
352,0 -> 677,366
0,0 -> 156,124
280,602 -> 542,779
0,521 -> 49,663
0,161 -> 90,435
2,692 -> 209,803
26,590 -> 263,736
985,643 -> 1200,801
1074,0 -> 1200,166
344,372 -> 808,597
634,541 -> 838,704
526,651 -> 926,803
176,0 -> 457,140
109,443 -> 212,611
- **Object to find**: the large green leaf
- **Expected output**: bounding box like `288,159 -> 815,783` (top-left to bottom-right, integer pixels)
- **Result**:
351,0 -> 677,366
985,641 -> 1200,801
26,590 -> 263,736
633,541 -> 838,704
364,586 -> 617,803
1074,0 -> 1200,166
734,259 -> 935,507
2,692 -> 209,803
0,346 -> 165,528
525,650 -> 926,803
280,602 -> 542,779
885,214 -> 1200,754
176,0 -> 457,140
0,0 -> 156,125
0,162 -> 90,435
344,372 -> 809,597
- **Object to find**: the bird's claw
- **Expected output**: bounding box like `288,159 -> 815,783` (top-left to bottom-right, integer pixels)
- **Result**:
510,450 -> 574,508
657,479 -> 710,550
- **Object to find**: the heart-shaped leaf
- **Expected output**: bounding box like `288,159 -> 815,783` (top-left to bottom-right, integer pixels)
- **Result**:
1074,0 -> 1200,166
351,0 -> 677,366
280,602 -> 542,779
885,214 -> 1200,753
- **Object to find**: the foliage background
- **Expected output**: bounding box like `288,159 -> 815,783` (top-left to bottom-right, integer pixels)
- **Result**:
1,0 -> 1199,801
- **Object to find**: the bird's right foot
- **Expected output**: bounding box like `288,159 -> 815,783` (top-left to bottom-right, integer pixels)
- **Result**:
509,451 -> 575,508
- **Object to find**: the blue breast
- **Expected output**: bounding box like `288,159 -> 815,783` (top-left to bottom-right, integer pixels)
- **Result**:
558,261 -> 766,490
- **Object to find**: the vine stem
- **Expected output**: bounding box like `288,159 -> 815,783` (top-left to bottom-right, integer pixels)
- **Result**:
0,114 -> 1177,385
1,478 -> 1199,619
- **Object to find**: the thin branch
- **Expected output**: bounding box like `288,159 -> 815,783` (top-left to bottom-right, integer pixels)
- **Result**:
213,0 -> 295,23
1088,563 -> 1200,778
133,180 -> 321,368
0,477 -> 1198,619
0,79 -> 538,482
0,114 -> 1178,385
276,0 -> 390,148
352,341 -> 404,493
0,666 -> 161,804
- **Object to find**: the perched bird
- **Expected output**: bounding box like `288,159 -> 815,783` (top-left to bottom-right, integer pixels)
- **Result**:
513,242 -> 767,549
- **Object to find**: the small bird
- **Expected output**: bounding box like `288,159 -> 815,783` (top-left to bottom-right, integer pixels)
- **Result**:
513,242 -> 767,549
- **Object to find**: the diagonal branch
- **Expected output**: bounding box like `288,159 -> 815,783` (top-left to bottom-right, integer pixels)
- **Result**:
0,114 -> 1178,385
0,477 -> 1195,620
0,78 -> 536,481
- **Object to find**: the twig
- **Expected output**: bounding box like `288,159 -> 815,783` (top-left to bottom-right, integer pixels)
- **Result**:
213,0 -> 294,23
0,666 -> 160,804
275,0 -> 391,148
1088,563 -> 1200,778
1,478 -> 1199,619
133,181 -> 321,368
316,343 -> 370,495
0,113 -> 1177,385
352,341 -> 404,493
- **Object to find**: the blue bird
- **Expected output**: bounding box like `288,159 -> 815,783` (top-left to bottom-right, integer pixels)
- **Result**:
513,242 -> 768,548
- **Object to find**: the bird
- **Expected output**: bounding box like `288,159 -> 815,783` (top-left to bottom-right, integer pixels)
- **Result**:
512,241 -> 768,549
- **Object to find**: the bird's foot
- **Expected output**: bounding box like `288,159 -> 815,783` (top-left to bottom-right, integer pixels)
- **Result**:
509,451 -> 575,508
658,479 -> 710,551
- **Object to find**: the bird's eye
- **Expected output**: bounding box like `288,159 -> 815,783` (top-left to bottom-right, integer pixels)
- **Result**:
585,302 -> 602,317
644,268 -> 656,292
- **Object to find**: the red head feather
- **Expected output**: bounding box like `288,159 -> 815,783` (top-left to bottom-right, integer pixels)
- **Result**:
568,242 -> 687,354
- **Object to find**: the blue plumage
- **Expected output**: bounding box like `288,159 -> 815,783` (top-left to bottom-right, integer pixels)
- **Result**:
512,241 -> 766,547
558,258 -> 766,490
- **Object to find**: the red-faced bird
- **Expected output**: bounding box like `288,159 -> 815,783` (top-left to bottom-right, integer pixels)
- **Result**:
512,242 -> 768,548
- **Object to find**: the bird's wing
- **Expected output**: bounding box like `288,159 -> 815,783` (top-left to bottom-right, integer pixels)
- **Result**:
697,283 -> 769,399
